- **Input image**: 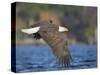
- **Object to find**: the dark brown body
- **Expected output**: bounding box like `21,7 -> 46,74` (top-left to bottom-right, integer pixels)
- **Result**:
34,21 -> 71,66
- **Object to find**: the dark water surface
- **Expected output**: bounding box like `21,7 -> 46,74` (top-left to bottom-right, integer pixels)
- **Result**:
16,44 -> 97,72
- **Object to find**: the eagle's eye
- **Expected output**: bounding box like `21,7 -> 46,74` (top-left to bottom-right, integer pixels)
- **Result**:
49,20 -> 53,23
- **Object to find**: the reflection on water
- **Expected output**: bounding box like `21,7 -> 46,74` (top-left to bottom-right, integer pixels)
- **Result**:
16,44 -> 97,72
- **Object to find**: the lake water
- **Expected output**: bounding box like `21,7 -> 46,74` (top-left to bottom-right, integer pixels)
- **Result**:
16,44 -> 97,73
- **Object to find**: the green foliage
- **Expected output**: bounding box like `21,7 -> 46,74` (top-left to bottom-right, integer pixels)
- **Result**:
16,2 -> 97,44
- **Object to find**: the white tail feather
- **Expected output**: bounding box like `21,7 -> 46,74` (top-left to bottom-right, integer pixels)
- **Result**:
21,27 -> 40,34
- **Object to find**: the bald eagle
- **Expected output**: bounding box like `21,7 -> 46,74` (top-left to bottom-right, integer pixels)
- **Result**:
21,20 -> 71,67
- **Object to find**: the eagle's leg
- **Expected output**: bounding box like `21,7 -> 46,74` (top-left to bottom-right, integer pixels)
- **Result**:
33,32 -> 41,40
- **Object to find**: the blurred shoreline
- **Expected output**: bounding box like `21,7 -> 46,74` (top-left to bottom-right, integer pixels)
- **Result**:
16,39 -> 97,47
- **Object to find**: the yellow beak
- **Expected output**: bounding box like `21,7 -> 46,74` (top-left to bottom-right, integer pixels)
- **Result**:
59,26 -> 69,32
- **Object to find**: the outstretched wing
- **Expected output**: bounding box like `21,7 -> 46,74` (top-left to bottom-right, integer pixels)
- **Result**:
21,20 -> 71,67
39,30 -> 71,66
